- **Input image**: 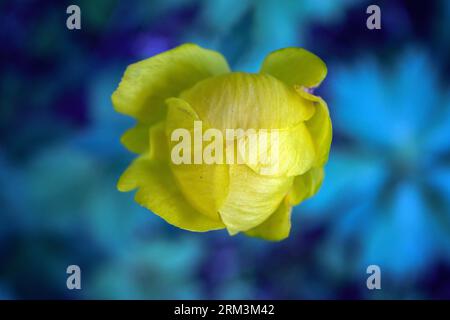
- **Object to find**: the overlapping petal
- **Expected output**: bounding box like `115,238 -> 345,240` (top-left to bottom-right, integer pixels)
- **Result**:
180,72 -> 315,131
287,167 -> 324,206
245,197 -> 292,241
117,155 -> 225,232
179,72 -> 317,178
218,164 -> 293,235
165,97 -> 229,220
236,122 -> 315,177
120,123 -> 150,153
112,43 -> 230,154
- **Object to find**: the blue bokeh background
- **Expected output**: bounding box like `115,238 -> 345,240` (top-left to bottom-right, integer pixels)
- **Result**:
1,0 -> 450,299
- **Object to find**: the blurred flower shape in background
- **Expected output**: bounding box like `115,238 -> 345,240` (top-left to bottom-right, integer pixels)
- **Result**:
90,238 -> 205,299
112,43 -> 332,241
189,0 -> 361,70
315,48 -> 450,280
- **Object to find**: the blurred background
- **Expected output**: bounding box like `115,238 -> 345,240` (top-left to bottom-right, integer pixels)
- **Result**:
1,0 -> 450,299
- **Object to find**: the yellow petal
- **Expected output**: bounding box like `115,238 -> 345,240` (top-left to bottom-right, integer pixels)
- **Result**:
165,97 -> 229,220
298,90 -> 332,167
117,155 -> 225,232
149,121 -> 169,161
237,122 -> 315,177
287,167 -> 325,206
165,97 -> 200,136
112,43 -> 230,124
121,121 -> 168,156
260,47 -> 327,88
170,163 -> 229,221
120,122 -> 149,154
218,164 -> 293,235
180,72 -> 315,131
245,197 -> 292,241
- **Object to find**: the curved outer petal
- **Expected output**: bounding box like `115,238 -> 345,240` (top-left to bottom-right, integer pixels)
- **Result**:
298,90 -> 332,167
113,44 -> 230,154
117,155 -> 225,232
112,43 -> 230,123
180,72 -> 315,131
165,97 -> 229,221
287,167 -> 324,206
258,48 -> 331,168
218,164 -> 293,235
259,47 -> 327,88
245,197 -> 292,241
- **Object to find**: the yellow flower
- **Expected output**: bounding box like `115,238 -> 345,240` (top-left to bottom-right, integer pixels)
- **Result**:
112,43 -> 332,241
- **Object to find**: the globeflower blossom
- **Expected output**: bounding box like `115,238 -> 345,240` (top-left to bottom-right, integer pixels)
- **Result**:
112,43 -> 332,240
